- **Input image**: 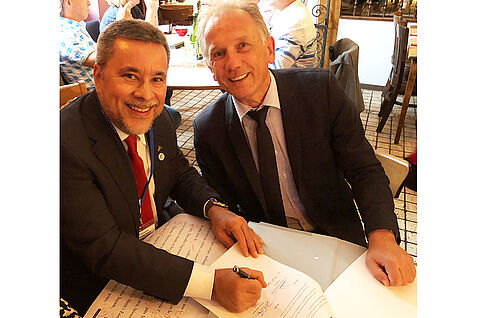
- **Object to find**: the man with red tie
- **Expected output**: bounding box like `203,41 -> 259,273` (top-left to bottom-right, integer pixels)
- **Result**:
60,19 -> 266,315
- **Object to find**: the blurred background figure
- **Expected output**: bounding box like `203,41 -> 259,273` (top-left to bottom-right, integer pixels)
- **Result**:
100,0 -> 159,32
256,0 -> 318,68
59,0 -> 96,91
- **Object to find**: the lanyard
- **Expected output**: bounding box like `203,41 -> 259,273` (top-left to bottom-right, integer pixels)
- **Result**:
138,127 -> 155,214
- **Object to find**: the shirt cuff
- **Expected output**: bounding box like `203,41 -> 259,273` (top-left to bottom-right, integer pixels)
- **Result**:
203,200 -> 210,219
183,263 -> 215,300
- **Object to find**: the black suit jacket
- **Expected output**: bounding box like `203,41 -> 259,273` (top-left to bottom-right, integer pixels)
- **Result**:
194,69 -> 399,247
60,90 -> 218,315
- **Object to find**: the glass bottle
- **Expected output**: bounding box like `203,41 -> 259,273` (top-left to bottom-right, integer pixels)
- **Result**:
190,0 -> 202,60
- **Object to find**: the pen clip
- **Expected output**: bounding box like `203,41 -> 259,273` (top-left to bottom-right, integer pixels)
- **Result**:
233,265 -> 252,279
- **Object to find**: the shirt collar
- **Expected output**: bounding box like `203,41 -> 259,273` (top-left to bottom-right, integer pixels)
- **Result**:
60,16 -> 86,29
112,123 -> 147,147
232,70 -> 280,124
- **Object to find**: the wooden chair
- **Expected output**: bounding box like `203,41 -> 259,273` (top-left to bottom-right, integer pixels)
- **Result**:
60,80 -> 87,109
329,38 -> 365,113
376,14 -> 416,133
375,150 -> 410,198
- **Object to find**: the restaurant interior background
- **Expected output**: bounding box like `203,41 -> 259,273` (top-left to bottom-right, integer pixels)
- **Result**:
57,0 -> 474,314
81,0 -> 418,262
2,1 -> 475,316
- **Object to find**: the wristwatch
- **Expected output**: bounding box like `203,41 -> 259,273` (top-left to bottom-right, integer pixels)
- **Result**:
204,198 -> 228,218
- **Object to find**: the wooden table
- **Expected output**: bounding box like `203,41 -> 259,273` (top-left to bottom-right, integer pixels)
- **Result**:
394,24 -> 417,144
168,66 -> 219,90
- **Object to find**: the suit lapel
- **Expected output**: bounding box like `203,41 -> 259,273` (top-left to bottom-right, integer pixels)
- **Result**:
272,70 -> 303,190
225,95 -> 267,211
82,91 -> 141,230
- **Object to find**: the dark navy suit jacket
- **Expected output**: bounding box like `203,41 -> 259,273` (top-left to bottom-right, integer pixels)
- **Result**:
60,90 -> 217,314
194,68 -> 399,247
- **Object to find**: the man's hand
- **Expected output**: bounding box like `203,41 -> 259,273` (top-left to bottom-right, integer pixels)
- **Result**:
116,1 -> 135,21
365,229 -> 416,286
212,268 -> 267,313
208,206 -> 264,257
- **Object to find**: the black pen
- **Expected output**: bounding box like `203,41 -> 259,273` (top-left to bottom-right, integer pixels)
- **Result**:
233,265 -> 256,279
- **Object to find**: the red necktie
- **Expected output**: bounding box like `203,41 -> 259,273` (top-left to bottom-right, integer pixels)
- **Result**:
125,135 -> 154,229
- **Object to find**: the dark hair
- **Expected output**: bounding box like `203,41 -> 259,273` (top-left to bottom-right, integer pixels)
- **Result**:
96,19 -> 170,67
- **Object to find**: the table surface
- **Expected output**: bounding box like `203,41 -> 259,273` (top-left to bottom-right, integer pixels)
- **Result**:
249,222 -> 366,290
164,31 -> 220,90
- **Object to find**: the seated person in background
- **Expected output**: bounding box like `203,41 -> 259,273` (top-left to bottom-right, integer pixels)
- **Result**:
194,0 -> 415,287
255,0 -> 318,68
100,0 -> 158,32
61,19 -> 266,315
59,0 -> 96,91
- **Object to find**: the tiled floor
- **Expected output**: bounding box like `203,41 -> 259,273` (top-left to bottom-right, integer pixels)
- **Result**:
170,88 -> 418,263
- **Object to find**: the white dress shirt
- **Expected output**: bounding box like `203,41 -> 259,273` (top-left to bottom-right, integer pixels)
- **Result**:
232,72 -> 316,231
113,125 -> 214,300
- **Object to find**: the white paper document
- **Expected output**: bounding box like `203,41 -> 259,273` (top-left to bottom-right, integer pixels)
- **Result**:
324,252 -> 417,318
196,243 -> 334,318
84,214 -> 227,318
248,222 -> 366,290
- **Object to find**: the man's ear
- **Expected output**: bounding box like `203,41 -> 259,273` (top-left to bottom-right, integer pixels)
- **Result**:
206,63 -> 217,81
93,64 -> 102,87
265,35 -> 275,64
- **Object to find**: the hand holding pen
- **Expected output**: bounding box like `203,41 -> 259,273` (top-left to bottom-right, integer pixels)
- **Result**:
212,267 -> 267,313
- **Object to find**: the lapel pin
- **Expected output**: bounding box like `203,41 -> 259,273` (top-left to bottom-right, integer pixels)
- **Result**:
158,152 -> 165,161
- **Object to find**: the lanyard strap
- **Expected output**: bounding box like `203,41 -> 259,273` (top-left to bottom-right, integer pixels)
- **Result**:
139,127 -> 155,212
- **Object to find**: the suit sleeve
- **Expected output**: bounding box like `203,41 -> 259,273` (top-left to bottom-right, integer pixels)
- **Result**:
193,119 -> 240,212
61,140 -> 193,304
168,141 -> 221,214
326,71 -> 400,241
155,107 -> 220,215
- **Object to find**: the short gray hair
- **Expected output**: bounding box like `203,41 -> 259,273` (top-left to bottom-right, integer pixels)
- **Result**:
59,0 -> 64,17
197,0 -> 269,62
96,19 -> 170,68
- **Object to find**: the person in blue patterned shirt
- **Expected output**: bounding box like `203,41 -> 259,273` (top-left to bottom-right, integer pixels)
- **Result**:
59,0 -> 96,91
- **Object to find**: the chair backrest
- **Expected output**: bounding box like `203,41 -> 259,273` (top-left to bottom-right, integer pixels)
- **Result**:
389,19 -> 409,90
60,80 -> 87,109
328,38 -> 365,113
86,19 -> 100,42
158,6 -> 192,25
390,11 -> 403,65
375,151 -> 410,198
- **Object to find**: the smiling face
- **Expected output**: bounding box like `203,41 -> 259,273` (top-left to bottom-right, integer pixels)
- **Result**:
204,9 -> 275,108
94,38 -> 168,135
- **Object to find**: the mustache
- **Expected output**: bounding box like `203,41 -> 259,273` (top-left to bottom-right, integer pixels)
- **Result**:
124,99 -> 159,108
